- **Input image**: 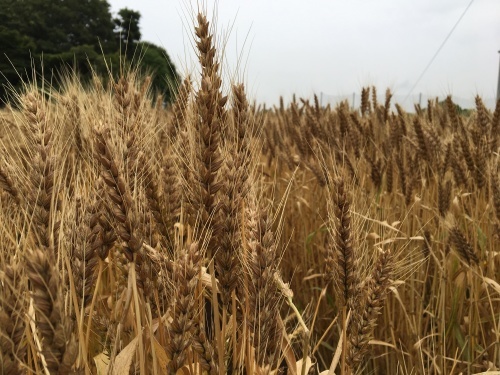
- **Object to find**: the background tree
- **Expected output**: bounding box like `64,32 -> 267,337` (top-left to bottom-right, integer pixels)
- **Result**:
136,42 -> 179,103
0,27 -> 36,97
114,8 -> 142,54
0,0 -> 179,104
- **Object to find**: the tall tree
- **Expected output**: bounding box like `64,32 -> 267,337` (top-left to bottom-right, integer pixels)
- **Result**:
0,0 -> 179,104
0,0 -> 117,100
136,41 -> 179,103
114,8 -> 142,51
0,27 -> 36,98
1,0 -> 117,54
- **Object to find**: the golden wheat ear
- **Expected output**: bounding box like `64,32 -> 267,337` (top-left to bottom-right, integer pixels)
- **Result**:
0,263 -> 28,374
215,83 -> 252,309
0,164 -> 20,205
326,177 -> 361,313
164,242 -> 218,374
348,248 -> 395,370
245,198 -> 284,370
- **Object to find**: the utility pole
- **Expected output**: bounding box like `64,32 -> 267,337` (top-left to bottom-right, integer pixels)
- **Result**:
497,50 -> 500,101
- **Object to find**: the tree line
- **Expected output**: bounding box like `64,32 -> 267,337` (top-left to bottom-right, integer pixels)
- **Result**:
0,0 -> 179,103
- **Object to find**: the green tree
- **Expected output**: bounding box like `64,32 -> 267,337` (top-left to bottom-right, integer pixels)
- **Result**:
136,42 -> 179,103
112,9 -> 179,101
114,8 -> 142,52
0,0 -> 179,104
0,0 -> 117,101
0,27 -> 36,98
0,0 -> 117,54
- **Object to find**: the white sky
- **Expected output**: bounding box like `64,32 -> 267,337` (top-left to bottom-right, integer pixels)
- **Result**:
108,0 -> 500,109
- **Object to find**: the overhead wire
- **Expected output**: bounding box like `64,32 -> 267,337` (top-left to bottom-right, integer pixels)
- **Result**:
403,0 -> 475,103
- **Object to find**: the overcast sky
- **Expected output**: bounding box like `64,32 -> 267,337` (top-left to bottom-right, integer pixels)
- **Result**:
108,0 -> 500,109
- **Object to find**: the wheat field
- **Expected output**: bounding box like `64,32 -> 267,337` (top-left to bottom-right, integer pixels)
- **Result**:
0,12 -> 499,375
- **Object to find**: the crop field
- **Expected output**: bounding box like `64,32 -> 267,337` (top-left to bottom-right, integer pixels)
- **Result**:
1,12 -> 499,375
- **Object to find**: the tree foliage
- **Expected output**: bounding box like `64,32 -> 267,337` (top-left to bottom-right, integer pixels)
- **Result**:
114,8 -> 142,49
137,42 -> 179,103
0,0 -> 179,103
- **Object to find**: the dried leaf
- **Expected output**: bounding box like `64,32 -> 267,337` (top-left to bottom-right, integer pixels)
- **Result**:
296,357 -> 313,375
280,322 -> 297,375
484,277 -> 500,295
113,334 -> 140,375
94,352 -> 109,375
368,339 -> 397,349
152,335 -> 170,372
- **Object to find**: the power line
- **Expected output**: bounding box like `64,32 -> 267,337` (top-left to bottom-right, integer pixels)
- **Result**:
404,0 -> 475,103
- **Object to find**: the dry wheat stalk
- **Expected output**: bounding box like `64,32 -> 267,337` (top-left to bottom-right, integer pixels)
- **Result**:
427,99 -> 434,123
383,88 -> 392,123
386,155 -> 393,194
245,199 -> 283,369
0,164 -> 20,205
460,136 -> 476,180
473,137 -> 487,190
475,96 -> 490,131
451,143 -> 468,188
326,177 -> 360,313
165,242 -> 218,374
413,117 -> 430,163
190,13 -> 226,243
93,129 -> 147,297
348,249 -> 394,370
16,90 -> 79,372
73,192 -> 116,307
371,86 -> 378,113
445,96 -> 460,131
25,249 -> 77,373
449,226 -> 479,266
360,87 -> 370,116
0,263 -> 27,375
289,101 -> 308,157
20,91 -> 58,252
161,155 -> 182,245
422,229 -> 432,259
161,78 -> 192,241
215,83 -> 252,308
137,150 -> 172,252
168,76 -> 192,141
441,142 -> 452,176
438,180 -> 452,218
